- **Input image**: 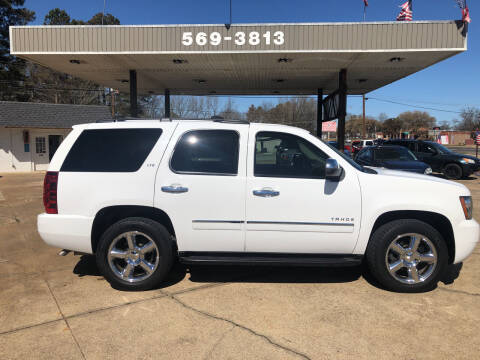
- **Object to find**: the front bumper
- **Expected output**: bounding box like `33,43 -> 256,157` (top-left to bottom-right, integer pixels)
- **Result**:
461,163 -> 480,176
37,213 -> 94,254
453,219 -> 480,263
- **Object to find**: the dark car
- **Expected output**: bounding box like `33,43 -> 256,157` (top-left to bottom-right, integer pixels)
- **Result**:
354,145 -> 432,174
328,141 -> 352,157
384,139 -> 480,179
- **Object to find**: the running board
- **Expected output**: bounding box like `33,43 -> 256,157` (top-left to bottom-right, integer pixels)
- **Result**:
179,252 -> 363,267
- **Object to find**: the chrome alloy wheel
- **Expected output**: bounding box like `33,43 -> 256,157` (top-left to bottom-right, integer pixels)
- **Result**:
107,231 -> 160,283
385,233 -> 437,284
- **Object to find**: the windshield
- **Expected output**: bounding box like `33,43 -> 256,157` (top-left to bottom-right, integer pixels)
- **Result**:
375,147 -> 417,161
322,140 -> 375,173
425,141 -> 451,154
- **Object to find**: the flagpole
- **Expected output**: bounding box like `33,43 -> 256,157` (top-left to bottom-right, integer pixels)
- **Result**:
363,5 -> 366,22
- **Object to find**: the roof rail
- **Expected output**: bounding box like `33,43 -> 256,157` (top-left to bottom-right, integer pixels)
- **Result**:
212,119 -> 250,124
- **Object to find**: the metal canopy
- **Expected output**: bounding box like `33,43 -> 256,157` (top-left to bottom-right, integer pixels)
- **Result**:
10,21 -> 466,95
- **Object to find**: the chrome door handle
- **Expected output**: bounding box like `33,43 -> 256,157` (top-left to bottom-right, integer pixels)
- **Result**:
161,185 -> 188,193
253,189 -> 280,197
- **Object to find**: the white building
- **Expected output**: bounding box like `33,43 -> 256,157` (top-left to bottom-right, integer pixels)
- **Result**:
0,102 -> 112,172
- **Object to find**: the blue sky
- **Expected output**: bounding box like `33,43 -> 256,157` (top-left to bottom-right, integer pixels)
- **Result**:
24,0 -> 478,124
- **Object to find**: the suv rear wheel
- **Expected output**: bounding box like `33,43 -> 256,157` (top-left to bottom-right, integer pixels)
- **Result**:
96,217 -> 174,290
443,163 -> 463,180
366,219 -> 447,292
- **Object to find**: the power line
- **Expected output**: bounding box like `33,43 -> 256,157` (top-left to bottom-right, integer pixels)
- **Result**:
367,97 -> 463,114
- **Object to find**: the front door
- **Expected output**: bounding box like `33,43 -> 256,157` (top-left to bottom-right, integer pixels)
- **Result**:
48,135 -> 62,161
416,142 -> 441,171
154,123 -> 249,252
245,125 -> 362,254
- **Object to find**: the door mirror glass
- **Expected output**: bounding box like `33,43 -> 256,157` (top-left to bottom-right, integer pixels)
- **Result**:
325,158 -> 343,181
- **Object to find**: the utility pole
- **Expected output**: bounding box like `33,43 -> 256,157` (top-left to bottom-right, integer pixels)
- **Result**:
362,94 -> 366,138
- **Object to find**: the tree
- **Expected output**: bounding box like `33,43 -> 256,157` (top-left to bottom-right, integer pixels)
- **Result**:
378,112 -> 389,122
382,118 -> 403,138
43,8 -> 70,25
345,115 -> 382,138
88,13 -> 120,25
26,9 -> 121,105
455,107 -> 480,131
396,111 -> 436,135
0,0 -> 35,101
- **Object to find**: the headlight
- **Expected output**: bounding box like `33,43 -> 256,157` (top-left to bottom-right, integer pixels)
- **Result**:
460,158 -> 475,164
424,167 -> 433,175
460,196 -> 473,220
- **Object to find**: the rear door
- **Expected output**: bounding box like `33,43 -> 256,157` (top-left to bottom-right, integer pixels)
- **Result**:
154,123 -> 248,253
245,125 -> 361,254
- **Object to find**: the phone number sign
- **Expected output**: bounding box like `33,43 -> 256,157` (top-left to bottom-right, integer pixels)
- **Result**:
182,30 -> 285,47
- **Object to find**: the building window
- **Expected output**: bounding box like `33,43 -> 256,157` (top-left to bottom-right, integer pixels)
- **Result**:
35,137 -> 46,154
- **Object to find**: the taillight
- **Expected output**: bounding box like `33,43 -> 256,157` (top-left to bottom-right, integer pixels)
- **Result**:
43,171 -> 58,214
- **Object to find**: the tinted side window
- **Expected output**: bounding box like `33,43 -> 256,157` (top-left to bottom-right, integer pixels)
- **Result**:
418,142 -> 436,154
255,131 -> 328,179
170,130 -> 239,175
357,148 -> 372,162
61,129 -> 162,172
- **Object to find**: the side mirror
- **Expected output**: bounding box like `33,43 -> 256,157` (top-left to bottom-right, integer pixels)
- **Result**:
325,158 -> 343,181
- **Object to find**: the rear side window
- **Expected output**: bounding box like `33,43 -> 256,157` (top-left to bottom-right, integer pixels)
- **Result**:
61,128 -> 162,172
170,130 -> 239,175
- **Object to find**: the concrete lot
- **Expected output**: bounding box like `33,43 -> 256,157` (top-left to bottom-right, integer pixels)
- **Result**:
0,172 -> 479,360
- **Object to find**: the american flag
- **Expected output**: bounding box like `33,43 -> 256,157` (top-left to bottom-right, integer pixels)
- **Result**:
455,0 -> 471,23
397,1 -> 413,21
364,0 -> 368,6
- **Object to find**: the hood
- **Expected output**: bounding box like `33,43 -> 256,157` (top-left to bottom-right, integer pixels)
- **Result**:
371,167 -> 467,190
380,160 -> 429,171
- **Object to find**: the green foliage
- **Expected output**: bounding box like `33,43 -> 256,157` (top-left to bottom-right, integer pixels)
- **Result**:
43,8 -> 70,25
0,0 -> 35,101
88,13 -> 120,25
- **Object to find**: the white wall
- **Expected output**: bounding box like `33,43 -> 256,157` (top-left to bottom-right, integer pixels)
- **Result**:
0,128 -> 71,172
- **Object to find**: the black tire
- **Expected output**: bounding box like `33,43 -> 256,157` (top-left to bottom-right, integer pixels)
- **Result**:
443,163 -> 463,180
366,219 -> 448,293
96,217 -> 174,291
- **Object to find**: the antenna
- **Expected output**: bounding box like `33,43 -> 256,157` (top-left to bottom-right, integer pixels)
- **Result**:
102,0 -> 106,25
225,0 -> 232,30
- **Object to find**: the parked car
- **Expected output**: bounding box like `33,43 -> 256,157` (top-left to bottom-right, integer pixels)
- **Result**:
384,139 -> 480,180
38,119 -> 479,293
328,141 -> 352,157
352,139 -> 374,154
355,145 -> 432,175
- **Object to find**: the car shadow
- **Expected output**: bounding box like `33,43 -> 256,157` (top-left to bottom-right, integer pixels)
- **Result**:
73,255 -> 362,289
73,255 -> 463,292
432,173 -> 478,181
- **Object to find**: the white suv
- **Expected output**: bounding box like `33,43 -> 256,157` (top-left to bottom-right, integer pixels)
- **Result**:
38,119 -> 479,292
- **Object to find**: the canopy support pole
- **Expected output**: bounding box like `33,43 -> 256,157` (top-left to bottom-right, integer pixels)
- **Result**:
338,69 -> 347,151
129,70 -> 137,118
165,89 -> 171,118
316,88 -> 323,138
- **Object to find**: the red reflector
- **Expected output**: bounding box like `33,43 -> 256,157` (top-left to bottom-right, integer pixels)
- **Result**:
43,171 -> 58,214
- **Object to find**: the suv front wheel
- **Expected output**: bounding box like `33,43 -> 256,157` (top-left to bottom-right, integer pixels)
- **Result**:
366,219 -> 448,292
96,217 -> 174,291
443,163 -> 463,180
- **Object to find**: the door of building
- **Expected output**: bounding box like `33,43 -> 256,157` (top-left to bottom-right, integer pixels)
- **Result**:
48,135 -> 62,161
33,136 -> 49,171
